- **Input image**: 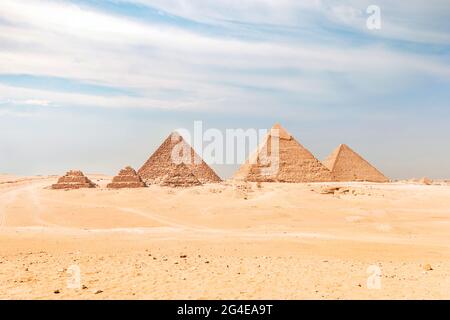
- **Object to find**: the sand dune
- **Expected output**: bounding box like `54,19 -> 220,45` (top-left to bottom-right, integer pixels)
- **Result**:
1,175 -> 450,299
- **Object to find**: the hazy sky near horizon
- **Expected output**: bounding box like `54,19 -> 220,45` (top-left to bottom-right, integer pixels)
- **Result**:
1,0 -> 450,179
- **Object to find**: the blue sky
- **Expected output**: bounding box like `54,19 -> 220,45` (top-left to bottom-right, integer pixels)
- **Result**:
1,0 -> 450,179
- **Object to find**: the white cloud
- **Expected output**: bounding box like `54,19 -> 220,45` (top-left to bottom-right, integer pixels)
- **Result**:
0,0 -> 449,112
125,0 -> 323,26
23,99 -> 52,107
126,0 -> 450,44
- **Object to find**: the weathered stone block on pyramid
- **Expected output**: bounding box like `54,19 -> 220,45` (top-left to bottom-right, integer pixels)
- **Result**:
160,163 -> 202,187
233,124 -> 333,183
138,132 -> 221,186
51,170 -> 97,189
322,144 -> 389,182
107,166 -> 146,189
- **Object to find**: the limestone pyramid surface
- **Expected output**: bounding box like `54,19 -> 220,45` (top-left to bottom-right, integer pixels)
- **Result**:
107,166 -> 146,189
52,170 -> 96,189
138,132 -> 221,185
160,163 -> 202,187
233,124 -> 333,182
323,144 -> 389,182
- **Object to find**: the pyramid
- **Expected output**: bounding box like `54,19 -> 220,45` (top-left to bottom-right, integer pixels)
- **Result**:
233,124 -> 333,182
322,144 -> 389,182
107,166 -> 146,189
52,170 -> 96,189
160,163 -> 202,187
138,132 -> 222,185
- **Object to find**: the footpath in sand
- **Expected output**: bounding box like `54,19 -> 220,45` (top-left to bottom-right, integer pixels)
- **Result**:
1,175 -> 450,299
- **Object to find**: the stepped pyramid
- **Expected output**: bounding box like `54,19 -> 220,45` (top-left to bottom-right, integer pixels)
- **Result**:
107,166 -> 146,189
323,144 -> 389,182
233,124 -> 333,182
52,170 -> 96,189
138,132 -> 222,186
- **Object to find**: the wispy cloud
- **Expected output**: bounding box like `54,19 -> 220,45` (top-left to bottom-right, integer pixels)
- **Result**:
0,0 -> 449,113
126,0 -> 450,44
1,98 -> 52,107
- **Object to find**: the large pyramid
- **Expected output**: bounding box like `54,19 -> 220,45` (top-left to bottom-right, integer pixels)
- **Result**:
138,132 -> 222,185
107,166 -> 146,189
52,170 -> 97,189
322,144 -> 389,182
233,124 -> 333,182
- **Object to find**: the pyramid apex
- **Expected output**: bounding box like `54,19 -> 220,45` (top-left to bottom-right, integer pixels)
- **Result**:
167,131 -> 184,143
269,123 -> 291,140
338,144 -> 356,153
271,123 -> 283,130
169,131 -> 182,138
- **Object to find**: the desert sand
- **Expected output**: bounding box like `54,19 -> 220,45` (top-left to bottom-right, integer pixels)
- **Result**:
1,174 -> 450,299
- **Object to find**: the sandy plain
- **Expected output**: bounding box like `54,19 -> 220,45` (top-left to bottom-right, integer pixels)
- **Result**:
1,174 -> 450,299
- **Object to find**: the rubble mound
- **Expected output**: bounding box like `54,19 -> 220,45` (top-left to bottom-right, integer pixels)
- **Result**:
160,163 -> 202,187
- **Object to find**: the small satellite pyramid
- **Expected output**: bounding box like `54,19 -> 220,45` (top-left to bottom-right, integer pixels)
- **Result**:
322,144 -> 389,182
107,166 -> 146,189
138,132 -> 221,186
52,170 -> 96,189
233,123 -> 333,182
